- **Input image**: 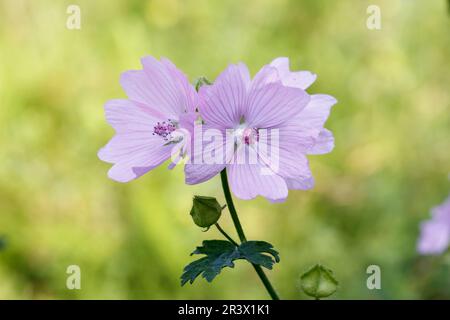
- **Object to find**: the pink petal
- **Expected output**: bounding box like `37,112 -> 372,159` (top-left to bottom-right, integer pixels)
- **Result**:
98,99 -> 173,182
184,126 -> 232,185
107,163 -> 155,183
270,57 -> 317,90
276,148 -> 312,180
250,65 -> 280,90
198,63 -> 251,128
295,94 -> 337,131
431,196 -> 450,222
227,146 -> 288,201
178,112 -> 198,137
417,196 -> 450,255
160,57 -> 198,113
245,81 -> 310,128
307,129 -> 335,155
256,133 -> 312,180
184,163 -> 225,185
120,56 -> 196,119
285,176 -> 315,190
101,99 -> 164,133
417,220 -> 450,255
281,94 -> 336,154
98,128 -> 172,181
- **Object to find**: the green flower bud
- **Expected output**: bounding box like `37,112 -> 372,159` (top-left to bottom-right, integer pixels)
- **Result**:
300,264 -> 338,299
190,196 -> 224,229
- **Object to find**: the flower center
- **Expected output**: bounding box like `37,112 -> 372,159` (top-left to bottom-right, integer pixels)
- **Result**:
234,124 -> 259,146
243,127 -> 259,145
153,119 -> 177,141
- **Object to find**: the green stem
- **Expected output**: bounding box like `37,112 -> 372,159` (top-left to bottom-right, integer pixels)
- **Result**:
220,169 -> 280,300
220,170 -> 247,242
215,223 -> 239,246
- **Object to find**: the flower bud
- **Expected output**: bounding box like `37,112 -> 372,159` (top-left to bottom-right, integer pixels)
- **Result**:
190,196 -> 223,229
300,264 -> 338,299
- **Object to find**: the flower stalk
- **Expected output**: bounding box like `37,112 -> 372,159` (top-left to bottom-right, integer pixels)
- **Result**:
215,223 -> 239,246
220,169 -> 280,300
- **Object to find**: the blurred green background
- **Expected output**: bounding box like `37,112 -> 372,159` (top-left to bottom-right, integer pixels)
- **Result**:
0,0 -> 449,299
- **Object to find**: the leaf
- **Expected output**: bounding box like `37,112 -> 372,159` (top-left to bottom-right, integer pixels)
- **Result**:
300,264 -> 338,299
181,240 -> 280,285
181,240 -> 239,285
239,241 -> 280,269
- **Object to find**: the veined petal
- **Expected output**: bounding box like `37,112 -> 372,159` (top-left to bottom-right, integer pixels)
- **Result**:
245,82 -> 310,128
227,146 -> 288,201
294,94 -> 337,131
102,99 -> 164,133
100,139 -> 172,182
106,157 -> 165,183
250,65 -> 280,90
184,126 -> 233,184
120,56 -> 196,119
98,99 -> 174,182
184,163 -> 225,185
285,176 -> 315,190
256,131 -> 312,180
98,132 -> 164,164
281,94 -> 336,153
198,63 -> 251,128
160,57 -> 198,113
270,57 -> 317,90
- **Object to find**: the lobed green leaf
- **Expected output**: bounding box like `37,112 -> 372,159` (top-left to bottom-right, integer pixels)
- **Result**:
181,240 -> 280,285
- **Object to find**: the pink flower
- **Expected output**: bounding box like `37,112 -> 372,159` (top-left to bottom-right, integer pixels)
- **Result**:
185,58 -> 337,202
98,56 -> 198,182
417,195 -> 450,255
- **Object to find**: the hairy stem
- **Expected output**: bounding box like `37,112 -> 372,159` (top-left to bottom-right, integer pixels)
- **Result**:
220,169 -> 280,300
